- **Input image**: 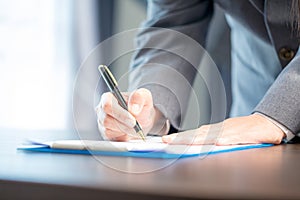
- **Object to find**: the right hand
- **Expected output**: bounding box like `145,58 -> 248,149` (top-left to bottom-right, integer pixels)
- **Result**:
95,88 -> 157,141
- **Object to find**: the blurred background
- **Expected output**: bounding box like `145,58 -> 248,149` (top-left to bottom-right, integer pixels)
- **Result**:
0,0 -> 146,133
0,0 -> 230,135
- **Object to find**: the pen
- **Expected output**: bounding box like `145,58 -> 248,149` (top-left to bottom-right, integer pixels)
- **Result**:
98,65 -> 146,141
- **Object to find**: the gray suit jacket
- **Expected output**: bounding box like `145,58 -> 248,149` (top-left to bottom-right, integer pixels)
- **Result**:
129,0 -> 300,134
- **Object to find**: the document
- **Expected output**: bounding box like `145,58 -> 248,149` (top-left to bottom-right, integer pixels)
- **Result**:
18,137 -> 273,159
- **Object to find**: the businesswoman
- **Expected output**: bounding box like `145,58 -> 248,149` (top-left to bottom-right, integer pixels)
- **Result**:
96,0 -> 300,145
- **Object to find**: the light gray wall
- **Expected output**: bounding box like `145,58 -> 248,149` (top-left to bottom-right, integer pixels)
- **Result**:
111,0 -> 146,91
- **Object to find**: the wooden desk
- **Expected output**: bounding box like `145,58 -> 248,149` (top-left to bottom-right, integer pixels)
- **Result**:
1,129 -> 300,200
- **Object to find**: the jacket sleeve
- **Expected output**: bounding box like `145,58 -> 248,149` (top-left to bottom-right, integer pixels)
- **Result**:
254,55 -> 300,134
128,0 -> 213,130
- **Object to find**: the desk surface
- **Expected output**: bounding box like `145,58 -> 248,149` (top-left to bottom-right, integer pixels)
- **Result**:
1,129 -> 300,200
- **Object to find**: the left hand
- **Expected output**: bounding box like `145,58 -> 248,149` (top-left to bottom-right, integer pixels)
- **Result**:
162,114 -> 285,145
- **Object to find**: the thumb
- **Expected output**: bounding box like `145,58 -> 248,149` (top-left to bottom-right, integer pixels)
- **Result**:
128,88 -> 152,116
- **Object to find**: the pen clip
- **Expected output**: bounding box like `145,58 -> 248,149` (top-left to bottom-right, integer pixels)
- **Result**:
98,65 -> 118,87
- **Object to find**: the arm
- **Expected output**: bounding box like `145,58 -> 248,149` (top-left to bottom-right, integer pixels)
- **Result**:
162,56 -> 300,145
128,0 -> 214,131
254,54 -> 300,136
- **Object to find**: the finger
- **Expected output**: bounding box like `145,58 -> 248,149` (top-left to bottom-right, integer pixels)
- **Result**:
162,125 -> 223,145
113,134 -> 142,141
98,92 -> 136,127
96,92 -> 128,108
98,122 -> 135,141
98,125 -> 127,141
162,131 -> 202,145
128,88 -> 153,116
98,113 -> 136,135
121,92 -> 129,103
215,138 -> 255,146
128,88 -> 155,127
113,134 -> 131,142
97,107 -> 130,130
162,133 -> 178,143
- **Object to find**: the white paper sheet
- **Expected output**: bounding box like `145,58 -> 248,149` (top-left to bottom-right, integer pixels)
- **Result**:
28,136 -> 266,155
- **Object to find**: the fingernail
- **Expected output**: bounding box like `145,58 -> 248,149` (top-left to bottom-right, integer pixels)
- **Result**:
162,135 -> 172,143
131,104 -> 141,115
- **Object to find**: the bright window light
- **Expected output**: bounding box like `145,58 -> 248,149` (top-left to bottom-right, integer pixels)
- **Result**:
0,0 -> 72,130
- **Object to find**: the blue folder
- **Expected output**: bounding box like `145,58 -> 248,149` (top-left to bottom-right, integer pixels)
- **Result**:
18,143 -> 273,159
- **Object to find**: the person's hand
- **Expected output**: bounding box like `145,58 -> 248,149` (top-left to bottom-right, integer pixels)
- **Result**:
162,114 -> 285,145
95,88 -> 157,141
